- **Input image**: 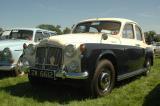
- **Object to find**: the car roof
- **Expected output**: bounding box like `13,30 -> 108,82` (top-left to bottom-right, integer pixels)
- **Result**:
80,18 -> 137,24
7,28 -> 56,33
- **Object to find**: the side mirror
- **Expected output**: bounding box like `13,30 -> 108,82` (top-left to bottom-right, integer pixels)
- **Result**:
102,33 -> 108,40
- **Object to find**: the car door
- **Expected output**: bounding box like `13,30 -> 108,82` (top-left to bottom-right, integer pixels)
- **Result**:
134,24 -> 146,69
120,23 -> 141,74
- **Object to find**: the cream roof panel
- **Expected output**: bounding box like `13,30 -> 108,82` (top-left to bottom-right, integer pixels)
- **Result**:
80,18 -> 137,24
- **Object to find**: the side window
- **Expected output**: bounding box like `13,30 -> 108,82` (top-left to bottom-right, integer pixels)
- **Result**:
122,24 -> 134,39
50,32 -> 56,36
34,32 -> 44,42
75,25 -> 86,33
89,27 -> 98,33
43,32 -> 50,38
135,25 -> 143,41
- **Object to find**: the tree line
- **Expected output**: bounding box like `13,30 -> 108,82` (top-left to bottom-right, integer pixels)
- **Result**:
0,24 -> 71,36
36,24 -> 71,35
144,31 -> 160,44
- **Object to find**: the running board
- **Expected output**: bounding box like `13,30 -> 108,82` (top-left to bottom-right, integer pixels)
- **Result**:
117,68 -> 146,81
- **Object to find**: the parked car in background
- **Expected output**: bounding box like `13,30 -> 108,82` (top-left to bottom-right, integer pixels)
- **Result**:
0,28 -> 56,76
27,18 -> 154,97
153,42 -> 160,55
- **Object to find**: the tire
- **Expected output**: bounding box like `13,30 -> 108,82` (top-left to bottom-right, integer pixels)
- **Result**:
14,57 -> 25,76
143,58 -> 151,76
88,59 -> 116,97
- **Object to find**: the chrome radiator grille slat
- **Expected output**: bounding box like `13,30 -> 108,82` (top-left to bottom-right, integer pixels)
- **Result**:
35,47 -> 62,70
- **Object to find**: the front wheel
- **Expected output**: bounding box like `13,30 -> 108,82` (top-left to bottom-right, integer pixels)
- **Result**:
88,59 -> 116,97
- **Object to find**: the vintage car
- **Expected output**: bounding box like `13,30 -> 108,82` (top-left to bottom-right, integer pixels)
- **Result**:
28,18 -> 154,97
152,42 -> 160,55
0,28 -> 56,76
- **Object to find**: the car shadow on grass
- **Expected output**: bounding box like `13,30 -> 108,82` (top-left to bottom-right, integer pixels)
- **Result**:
143,84 -> 160,106
0,81 -> 89,105
0,74 -> 146,105
0,71 -> 13,79
115,74 -> 142,88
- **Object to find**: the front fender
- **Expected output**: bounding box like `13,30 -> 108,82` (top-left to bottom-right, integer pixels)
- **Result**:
96,50 -> 116,65
12,50 -> 23,64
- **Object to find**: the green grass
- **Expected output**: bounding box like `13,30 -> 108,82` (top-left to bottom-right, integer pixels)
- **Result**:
0,58 -> 160,106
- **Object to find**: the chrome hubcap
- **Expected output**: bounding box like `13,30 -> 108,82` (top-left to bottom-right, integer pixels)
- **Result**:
99,70 -> 111,91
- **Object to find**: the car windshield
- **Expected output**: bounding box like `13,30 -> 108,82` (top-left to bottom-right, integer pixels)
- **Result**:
73,21 -> 121,35
0,30 -> 11,40
9,30 -> 33,40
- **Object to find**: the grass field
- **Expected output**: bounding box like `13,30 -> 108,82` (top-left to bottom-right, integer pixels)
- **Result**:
0,58 -> 160,106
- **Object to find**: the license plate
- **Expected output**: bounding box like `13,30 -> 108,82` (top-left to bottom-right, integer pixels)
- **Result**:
29,69 -> 55,79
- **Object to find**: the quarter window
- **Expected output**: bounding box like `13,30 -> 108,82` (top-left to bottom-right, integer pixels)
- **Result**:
122,24 -> 134,39
135,26 -> 143,41
43,32 -> 50,38
35,32 -> 44,42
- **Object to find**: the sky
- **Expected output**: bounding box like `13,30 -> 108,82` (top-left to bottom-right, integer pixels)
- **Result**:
0,0 -> 160,33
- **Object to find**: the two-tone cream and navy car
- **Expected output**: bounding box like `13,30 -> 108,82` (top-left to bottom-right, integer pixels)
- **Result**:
27,18 -> 154,97
0,28 -> 56,76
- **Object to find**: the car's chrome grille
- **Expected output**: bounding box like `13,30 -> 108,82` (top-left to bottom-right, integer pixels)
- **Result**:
35,47 -> 63,70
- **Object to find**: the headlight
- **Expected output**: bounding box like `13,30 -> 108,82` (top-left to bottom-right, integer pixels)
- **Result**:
2,48 -> 12,58
65,44 -> 76,57
67,61 -> 79,72
24,44 -> 35,55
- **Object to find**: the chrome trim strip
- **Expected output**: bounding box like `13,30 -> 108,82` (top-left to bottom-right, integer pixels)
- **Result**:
14,49 -> 23,51
117,68 -> 146,81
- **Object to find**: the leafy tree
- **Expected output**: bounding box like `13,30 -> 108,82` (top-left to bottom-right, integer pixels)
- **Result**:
154,35 -> 160,42
63,27 -> 71,34
55,25 -> 62,35
36,24 -> 62,35
144,31 -> 156,44
0,28 -> 3,36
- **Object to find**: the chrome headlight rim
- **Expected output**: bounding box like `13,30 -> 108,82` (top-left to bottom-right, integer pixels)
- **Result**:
64,44 -> 76,57
2,47 -> 12,58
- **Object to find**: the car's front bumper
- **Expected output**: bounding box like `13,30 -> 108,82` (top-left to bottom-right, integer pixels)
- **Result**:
0,64 -> 16,71
56,71 -> 89,79
29,68 -> 89,80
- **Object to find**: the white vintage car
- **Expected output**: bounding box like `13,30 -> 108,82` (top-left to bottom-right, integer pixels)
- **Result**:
27,18 -> 154,97
0,28 -> 56,76
152,42 -> 160,55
